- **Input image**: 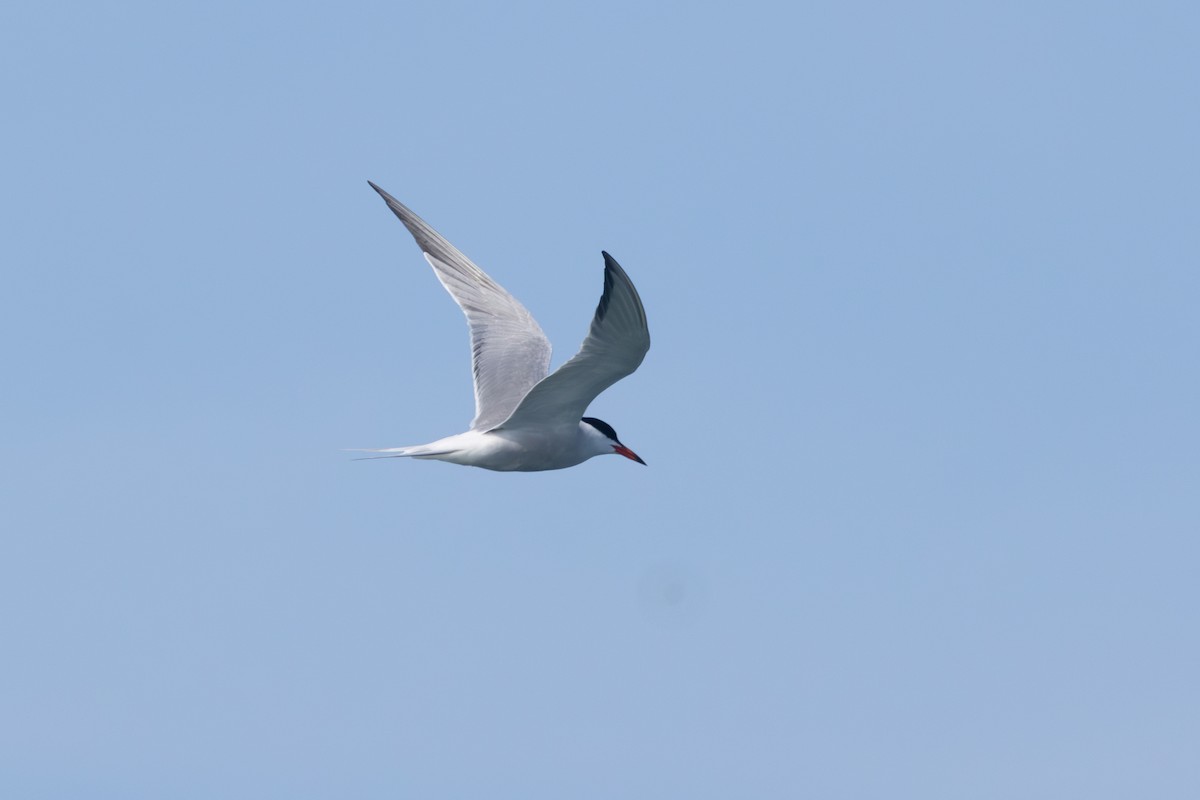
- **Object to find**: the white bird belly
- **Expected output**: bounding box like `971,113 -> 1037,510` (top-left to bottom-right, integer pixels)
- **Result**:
418,428 -> 592,472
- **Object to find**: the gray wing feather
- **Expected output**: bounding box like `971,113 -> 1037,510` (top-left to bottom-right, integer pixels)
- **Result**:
498,252 -> 650,429
368,182 -> 552,431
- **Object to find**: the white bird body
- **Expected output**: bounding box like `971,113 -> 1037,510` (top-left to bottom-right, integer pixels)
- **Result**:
371,421 -> 620,472
358,183 -> 650,472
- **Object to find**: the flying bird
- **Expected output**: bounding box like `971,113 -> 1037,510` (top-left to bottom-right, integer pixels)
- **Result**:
356,182 -> 650,471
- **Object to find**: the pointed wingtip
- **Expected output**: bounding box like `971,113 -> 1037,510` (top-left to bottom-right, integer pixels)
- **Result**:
367,181 -> 414,220
602,251 -> 632,282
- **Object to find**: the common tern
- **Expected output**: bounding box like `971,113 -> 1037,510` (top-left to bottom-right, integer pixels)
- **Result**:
356,182 -> 650,471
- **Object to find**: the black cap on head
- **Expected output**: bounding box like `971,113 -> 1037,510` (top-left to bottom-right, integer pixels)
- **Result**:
581,417 -> 620,442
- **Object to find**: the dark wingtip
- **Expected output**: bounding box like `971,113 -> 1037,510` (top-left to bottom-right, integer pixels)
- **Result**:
367,182 -> 409,219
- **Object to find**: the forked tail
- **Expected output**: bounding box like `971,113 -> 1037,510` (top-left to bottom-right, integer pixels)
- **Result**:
343,446 -> 454,461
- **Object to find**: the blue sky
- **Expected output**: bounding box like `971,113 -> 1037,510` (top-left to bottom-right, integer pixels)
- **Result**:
3,1 -> 1198,797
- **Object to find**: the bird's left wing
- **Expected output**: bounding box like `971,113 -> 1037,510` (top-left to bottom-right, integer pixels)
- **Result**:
368,182 -> 553,431
496,252 -> 649,430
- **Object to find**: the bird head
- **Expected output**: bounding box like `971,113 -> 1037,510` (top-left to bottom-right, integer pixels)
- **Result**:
581,417 -> 646,465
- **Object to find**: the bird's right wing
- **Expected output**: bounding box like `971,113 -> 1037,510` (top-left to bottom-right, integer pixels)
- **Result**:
497,252 -> 649,430
369,182 -> 553,431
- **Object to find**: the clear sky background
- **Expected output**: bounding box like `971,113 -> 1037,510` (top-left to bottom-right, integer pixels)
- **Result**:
3,1 -> 1198,797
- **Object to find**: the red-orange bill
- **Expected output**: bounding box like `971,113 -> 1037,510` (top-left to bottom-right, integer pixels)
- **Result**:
613,444 -> 646,465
